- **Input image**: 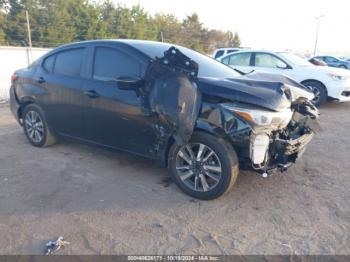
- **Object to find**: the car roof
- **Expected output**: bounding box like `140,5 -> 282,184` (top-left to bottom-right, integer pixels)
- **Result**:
43,39 -> 173,60
215,47 -> 241,51
56,39 -> 166,47
218,49 -> 279,60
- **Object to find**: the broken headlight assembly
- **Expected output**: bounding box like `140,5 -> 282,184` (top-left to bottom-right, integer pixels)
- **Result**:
221,103 -> 293,131
222,103 -> 294,168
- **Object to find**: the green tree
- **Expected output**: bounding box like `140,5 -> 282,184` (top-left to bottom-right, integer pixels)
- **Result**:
228,31 -> 241,47
0,11 -> 5,43
151,13 -> 181,43
0,0 -> 242,51
115,4 -> 156,40
39,0 -> 105,46
181,13 -> 205,52
2,0 -> 28,46
98,0 -> 118,38
202,29 -> 230,54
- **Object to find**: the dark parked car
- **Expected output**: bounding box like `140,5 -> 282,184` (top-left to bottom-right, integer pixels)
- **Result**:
313,55 -> 350,69
9,40 -> 319,200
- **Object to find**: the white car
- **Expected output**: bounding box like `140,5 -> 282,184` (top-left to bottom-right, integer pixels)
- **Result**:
219,50 -> 350,106
212,48 -> 242,59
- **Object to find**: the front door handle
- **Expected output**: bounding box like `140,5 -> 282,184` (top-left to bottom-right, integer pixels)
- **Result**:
84,90 -> 100,98
37,77 -> 45,84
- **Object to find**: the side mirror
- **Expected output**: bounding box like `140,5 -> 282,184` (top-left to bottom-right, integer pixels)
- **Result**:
276,64 -> 288,69
116,76 -> 143,90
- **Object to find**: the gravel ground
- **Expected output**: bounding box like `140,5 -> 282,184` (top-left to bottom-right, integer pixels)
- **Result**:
0,102 -> 349,255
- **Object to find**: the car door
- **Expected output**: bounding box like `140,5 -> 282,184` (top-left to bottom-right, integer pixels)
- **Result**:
35,47 -> 87,138
220,52 -> 253,73
81,44 -> 159,158
250,52 -> 292,76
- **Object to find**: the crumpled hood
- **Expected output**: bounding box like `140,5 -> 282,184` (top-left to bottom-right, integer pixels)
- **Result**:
196,72 -> 314,112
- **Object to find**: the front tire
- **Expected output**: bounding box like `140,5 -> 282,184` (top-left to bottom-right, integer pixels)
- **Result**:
168,132 -> 239,200
302,80 -> 327,107
339,65 -> 347,69
22,104 -> 57,147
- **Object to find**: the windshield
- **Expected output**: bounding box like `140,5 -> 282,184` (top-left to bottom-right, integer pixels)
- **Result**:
278,52 -> 312,66
131,41 -> 241,78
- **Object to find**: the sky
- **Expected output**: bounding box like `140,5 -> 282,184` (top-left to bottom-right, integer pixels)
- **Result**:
112,0 -> 350,56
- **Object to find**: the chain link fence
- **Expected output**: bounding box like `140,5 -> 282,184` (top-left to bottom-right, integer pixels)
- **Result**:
0,46 -> 51,102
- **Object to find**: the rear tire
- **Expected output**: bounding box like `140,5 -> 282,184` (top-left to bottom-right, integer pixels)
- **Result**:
22,104 -> 57,147
339,65 -> 347,69
168,132 -> 239,200
302,80 -> 327,107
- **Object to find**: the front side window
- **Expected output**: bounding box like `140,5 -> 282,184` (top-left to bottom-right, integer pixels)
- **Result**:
93,47 -> 141,81
223,53 -> 251,66
54,48 -> 85,77
255,53 -> 287,68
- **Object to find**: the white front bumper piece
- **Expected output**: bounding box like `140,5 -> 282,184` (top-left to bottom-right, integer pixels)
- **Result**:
250,133 -> 270,166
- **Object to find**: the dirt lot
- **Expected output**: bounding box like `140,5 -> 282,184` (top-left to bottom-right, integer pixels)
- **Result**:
0,102 -> 349,255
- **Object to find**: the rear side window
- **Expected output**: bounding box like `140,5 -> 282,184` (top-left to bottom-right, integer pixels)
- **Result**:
43,55 -> 55,73
214,50 -> 225,59
93,47 -> 141,81
54,48 -> 85,77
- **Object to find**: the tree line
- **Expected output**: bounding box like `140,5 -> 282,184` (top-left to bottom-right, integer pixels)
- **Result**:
0,0 -> 241,54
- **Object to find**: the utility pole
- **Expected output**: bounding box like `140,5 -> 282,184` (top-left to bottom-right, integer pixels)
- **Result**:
160,31 -> 164,42
313,15 -> 324,57
25,10 -> 32,64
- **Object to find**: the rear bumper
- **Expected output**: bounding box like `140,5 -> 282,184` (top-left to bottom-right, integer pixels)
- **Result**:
9,86 -> 21,124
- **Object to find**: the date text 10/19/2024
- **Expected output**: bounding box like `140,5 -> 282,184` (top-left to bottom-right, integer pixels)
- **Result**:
128,256 -> 220,261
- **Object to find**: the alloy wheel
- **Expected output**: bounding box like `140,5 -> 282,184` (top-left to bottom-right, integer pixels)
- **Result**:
305,85 -> 321,104
175,143 -> 222,192
24,110 -> 44,143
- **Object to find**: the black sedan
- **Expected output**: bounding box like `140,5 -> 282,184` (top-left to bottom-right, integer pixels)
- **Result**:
9,40 -> 318,199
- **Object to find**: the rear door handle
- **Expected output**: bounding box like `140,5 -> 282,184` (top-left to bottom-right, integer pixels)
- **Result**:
84,90 -> 100,98
37,77 -> 45,84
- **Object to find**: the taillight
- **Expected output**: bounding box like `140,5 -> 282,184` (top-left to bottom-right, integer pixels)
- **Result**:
11,73 -> 18,84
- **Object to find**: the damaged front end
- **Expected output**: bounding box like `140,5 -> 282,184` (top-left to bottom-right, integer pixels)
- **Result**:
218,97 -> 319,175
249,99 -> 319,174
197,97 -> 319,176
141,46 -> 319,176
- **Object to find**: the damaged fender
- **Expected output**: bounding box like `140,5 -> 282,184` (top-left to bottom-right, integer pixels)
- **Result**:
143,47 -> 201,146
